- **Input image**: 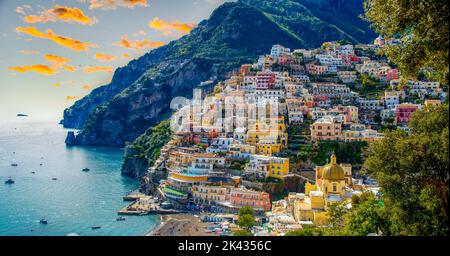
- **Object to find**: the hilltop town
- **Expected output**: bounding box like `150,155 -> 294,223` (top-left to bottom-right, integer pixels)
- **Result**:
124,36 -> 447,236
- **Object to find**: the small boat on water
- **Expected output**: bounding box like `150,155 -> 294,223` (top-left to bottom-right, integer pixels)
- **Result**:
40,219 -> 48,225
82,168 -> 90,172
31,171 -> 36,174
116,216 -> 126,221
91,226 -> 101,230
39,163 -> 43,166
5,178 -> 15,184
11,163 -> 18,167
52,178 -> 57,181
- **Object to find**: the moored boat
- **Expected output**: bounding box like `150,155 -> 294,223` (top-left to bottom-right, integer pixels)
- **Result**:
5,178 -> 15,184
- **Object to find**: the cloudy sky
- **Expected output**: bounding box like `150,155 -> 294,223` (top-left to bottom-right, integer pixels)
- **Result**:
0,0 -> 230,119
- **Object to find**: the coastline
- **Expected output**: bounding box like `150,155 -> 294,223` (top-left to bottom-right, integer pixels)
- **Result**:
146,214 -> 218,236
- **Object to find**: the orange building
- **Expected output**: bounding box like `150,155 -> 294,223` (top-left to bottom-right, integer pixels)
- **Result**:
230,187 -> 271,211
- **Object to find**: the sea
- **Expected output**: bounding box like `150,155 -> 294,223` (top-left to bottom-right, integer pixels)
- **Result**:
0,117 -> 160,236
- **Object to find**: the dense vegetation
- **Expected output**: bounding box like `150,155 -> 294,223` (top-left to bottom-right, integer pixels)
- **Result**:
121,120 -> 172,178
241,0 -> 375,48
364,0 -> 449,85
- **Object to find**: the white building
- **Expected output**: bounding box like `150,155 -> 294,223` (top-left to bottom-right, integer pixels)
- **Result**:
271,44 -> 291,58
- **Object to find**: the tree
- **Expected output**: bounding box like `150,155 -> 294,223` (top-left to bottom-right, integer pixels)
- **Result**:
237,206 -> 256,232
364,0 -> 449,85
285,226 -> 325,236
363,104 -> 449,235
234,229 -> 252,236
344,193 -> 390,236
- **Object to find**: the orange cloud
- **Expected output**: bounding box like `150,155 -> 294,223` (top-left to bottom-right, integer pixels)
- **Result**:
83,66 -> 114,74
63,65 -> 77,72
82,0 -> 148,10
16,27 -> 98,52
94,53 -> 117,62
148,17 -> 195,36
19,50 -> 40,55
23,5 -> 97,25
8,65 -> 58,76
82,84 -> 92,90
113,36 -> 164,50
44,54 -> 70,67
9,54 -> 76,75
66,95 -> 80,101
122,53 -> 131,58
133,30 -> 147,36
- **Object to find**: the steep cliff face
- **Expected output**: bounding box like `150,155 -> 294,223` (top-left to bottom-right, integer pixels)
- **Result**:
65,2 -> 302,147
62,45 -> 171,129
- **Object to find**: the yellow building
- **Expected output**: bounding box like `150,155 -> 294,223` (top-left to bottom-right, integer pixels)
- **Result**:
292,155 -> 352,225
245,155 -> 290,179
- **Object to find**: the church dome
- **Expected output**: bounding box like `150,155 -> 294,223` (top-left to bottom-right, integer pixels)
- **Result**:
322,154 -> 345,180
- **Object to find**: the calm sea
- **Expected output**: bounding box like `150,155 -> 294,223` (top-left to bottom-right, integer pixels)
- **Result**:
0,117 -> 159,236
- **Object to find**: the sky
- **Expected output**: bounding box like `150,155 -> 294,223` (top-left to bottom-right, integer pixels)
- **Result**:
0,0 -> 231,120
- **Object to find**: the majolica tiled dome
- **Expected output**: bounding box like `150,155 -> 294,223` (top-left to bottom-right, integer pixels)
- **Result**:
322,154 -> 345,180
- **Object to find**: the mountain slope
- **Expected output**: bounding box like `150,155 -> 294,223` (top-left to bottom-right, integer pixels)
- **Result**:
65,2 -> 302,146
241,0 -> 375,48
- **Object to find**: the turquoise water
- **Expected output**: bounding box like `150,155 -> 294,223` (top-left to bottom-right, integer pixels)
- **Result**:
0,118 -> 159,236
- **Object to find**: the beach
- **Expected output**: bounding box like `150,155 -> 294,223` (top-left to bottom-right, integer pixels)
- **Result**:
148,214 -> 219,236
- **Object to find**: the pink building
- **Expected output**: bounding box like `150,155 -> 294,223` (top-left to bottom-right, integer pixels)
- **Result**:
256,71 -> 276,89
396,104 -> 417,125
386,69 -> 399,81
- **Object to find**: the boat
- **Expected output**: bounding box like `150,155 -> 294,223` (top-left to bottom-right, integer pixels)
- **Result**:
17,113 -> 28,117
11,163 -> 18,167
82,168 -> 90,172
116,216 -> 126,221
39,163 -> 43,166
91,226 -> 101,230
31,171 -> 35,174
40,219 -> 48,224
52,178 -> 57,180
5,178 -> 15,184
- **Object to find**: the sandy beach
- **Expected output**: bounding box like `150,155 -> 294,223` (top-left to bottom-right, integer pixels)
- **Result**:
147,214 -> 219,236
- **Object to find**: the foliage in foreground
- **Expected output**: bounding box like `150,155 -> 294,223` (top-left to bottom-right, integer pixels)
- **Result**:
288,105 -> 449,236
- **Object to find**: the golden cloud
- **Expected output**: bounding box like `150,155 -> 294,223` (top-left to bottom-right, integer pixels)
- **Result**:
24,5 -> 97,25
66,95 -> 80,101
9,54 -> 76,75
148,17 -> 195,36
113,36 -> 164,50
53,83 -> 62,87
8,65 -> 58,76
16,27 -> 98,52
44,54 -> 70,67
63,65 -> 77,72
83,66 -> 114,74
19,50 -> 40,55
122,53 -> 131,58
82,0 -> 148,10
94,53 -> 117,62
